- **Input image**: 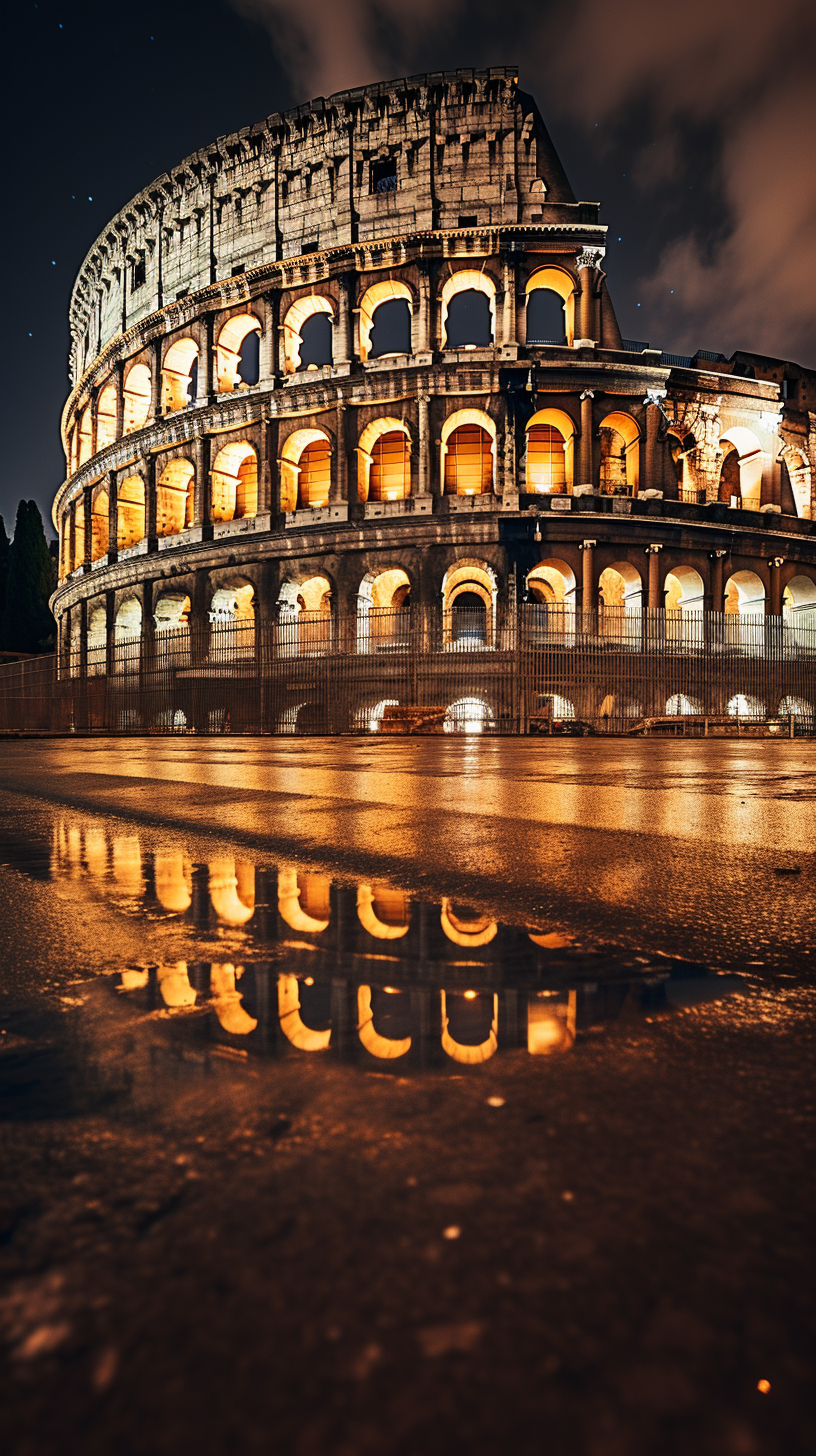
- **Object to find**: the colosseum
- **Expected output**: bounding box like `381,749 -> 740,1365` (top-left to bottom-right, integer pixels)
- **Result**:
50,65 -> 816,734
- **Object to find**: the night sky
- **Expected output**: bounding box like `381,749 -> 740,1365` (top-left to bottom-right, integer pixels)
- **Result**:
3,0 -> 814,536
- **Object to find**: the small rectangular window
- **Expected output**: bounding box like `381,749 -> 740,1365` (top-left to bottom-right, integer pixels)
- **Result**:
231,264 -> 245,277
302,241 -> 319,254
132,254 -> 146,290
176,288 -> 189,300
458,215 -> 478,228
371,158 -> 397,194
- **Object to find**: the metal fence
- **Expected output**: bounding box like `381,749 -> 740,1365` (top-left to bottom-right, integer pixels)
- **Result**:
1,606 -> 815,735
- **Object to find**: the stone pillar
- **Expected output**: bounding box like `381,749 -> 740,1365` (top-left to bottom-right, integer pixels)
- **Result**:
769,556 -> 785,617
144,457 -> 158,548
576,249 -> 603,344
107,472 -> 118,561
90,389 -> 99,457
417,392 -> 431,497
335,273 -> 352,364
78,597 -> 88,682
580,539 -> 596,626
194,435 -> 210,526
646,544 -> 663,610
414,264 -> 431,355
579,390 -> 594,489
502,254 -> 516,347
197,316 -> 214,404
150,339 -> 162,420
710,550 -> 726,613
105,591 -> 116,677
332,398 -> 347,503
82,484 -> 93,570
644,392 -> 667,494
258,416 -> 273,514
114,363 -> 125,441
260,293 -> 278,385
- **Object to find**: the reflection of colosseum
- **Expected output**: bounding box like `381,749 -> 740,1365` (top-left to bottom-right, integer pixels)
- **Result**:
52,66 -> 816,732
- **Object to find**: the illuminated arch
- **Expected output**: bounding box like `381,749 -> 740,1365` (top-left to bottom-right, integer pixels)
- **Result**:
525,408 -> 576,494
441,990 -> 498,1065
279,428 -> 332,511
664,565 -> 705,612
77,406 -> 93,466
211,441 -> 258,521
87,604 -> 106,675
122,363 -> 151,434
157,458 -> 195,536
114,598 -> 141,672
526,558 -> 577,604
215,314 -> 261,393
210,963 -> 258,1035
117,475 -> 145,549
277,974 -> 332,1051
357,417 -> 411,502
96,382 -> 117,450
780,446 -> 812,519
727,694 -> 765,719
527,995 -> 576,1055
161,337 -> 199,411
441,409 -> 496,496
277,867 -> 330,933
525,266 -> 576,346
666,426 -> 699,499
358,281 -> 413,361
724,570 -> 765,617
356,884 -> 410,940
357,568 -> 411,652
208,860 -> 255,925
599,562 -> 642,609
209,581 -> 255,660
599,412 -> 640,495
719,427 -> 763,510
357,985 -> 411,1059
282,295 -> 334,374
90,487 -> 109,561
440,898 -> 497,946
154,851 -> 192,913
666,693 -> 702,715
782,574 -> 816,636
440,269 -> 496,348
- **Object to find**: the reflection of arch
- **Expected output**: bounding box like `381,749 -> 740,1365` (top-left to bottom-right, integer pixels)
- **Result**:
117,475 -> 145,549
157,961 -> 196,1009
441,990 -> 498,1064
525,266 -> 576,346
211,441 -> 257,521
154,851 -> 192,913
357,985 -> 411,1059
441,270 -> 496,348
162,337 -> 199,411
210,963 -> 258,1035
599,412 -> 640,495
357,884 -> 410,940
277,974 -> 332,1050
216,314 -> 261,393
525,408 -> 575,494
440,898 -> 497,945
279,428 -> 332,511
157,458 -> 195,536
208,860 -> 255,925
724,570 -> 765,617
358,281 -> 413,361
96,382 -> 117,450
277,867 -> 330,933
441,409 -> 496,495
527,994 -> 576,1055
282,295 -> 334,373
123,363 -> 151,434
357,417 -> 411,502
91,488 -> 109,560
718,428 -> 763,510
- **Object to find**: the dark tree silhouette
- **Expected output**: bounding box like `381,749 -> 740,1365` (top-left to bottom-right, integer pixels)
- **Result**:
1,501 -> 57,653
0,516 -> 9,638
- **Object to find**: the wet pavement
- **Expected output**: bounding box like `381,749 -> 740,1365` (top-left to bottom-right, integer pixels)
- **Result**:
0,738 -> 813,1455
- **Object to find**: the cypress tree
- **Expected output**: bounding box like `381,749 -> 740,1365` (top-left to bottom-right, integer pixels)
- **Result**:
0,515 -> 9,646
1,501 -> 57,653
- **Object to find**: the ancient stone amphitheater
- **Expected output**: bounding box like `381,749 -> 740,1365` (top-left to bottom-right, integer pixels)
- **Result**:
49,66 -> 816,733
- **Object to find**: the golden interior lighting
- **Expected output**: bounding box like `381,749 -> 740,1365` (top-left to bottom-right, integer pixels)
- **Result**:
444,425 -> 493,495
122,363 -> 151,434
527,425 -> 567,493
210,442 -> 258,522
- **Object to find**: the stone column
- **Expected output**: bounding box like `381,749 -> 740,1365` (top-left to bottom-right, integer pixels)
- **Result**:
194,435 -> 210,526
769,556 -> 785,617
107,472 -> 118,561
197,316 -> 214,404
258,416 -> 273,514
646,544 -> 663,609
575,249 -> 603,344
710,550 -> 726,613
580,539 -> 596,627
502,254 -> 516,347
417,392 -> 431,497
82,484 -> 93,570
150,339 -> 162,420
332,398 -> 347,503
90,389 -> 99,457
335,273 -> 352,364
260,293 -> 278,385
144,457 -> 158,548
114,363 -> 125,441
413,263 -> 431,355
579,390 -> 594,489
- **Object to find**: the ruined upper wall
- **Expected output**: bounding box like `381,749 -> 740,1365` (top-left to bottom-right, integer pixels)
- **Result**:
69,67 -> 587,384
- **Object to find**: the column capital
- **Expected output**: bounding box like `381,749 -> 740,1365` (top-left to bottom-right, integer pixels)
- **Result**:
645,543 -> 662,554
644,388 -> 668,407
579,388 -> 595,401
579,538 -> 596,550
710,549 -> 727,559
769,555 -> 786,568
575,247 -> 605,271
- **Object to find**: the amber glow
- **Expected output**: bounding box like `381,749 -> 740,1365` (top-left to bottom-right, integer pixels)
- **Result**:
442,410 -> 495,495
357,984 -> 411,1059
278,867 -> 330,933
441,989 -> 498,1064
525,266 -> 576,345
122,363 -> 151,434
210,963 -> 258,1035
279,428 -> 332,511
216,314 -> 261,393
277,973 -> 331,1051
157,459 -> 195,536
117,475 -> 146,550
162,337 -> 199,411
95,382 -> 117,451
599,412 -> 640,496
210,441 -> 258,522
208,860 -> 255,925
91,489 -> 109,561
525,409 -> 575,494
282,295 -> 334,373
357,417 -> 411,502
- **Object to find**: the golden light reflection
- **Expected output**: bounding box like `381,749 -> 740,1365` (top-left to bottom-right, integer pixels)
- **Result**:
440,899 -> 497,948
357,984 -> 411,1059
154,851 -> 192,913
277,973 -> 331,1051
527,990 -> 576,1055
528,930 -> 573,949
210,963 -> 257,1035
84,826 -> 108,878
119,968 -> 149,991
157,961 -> 196,1009
112,836 -> 143,896
277,868 -> 330,933
356,884 -> 410,940
441,990 -> 498,1064
208,860 -> 255,925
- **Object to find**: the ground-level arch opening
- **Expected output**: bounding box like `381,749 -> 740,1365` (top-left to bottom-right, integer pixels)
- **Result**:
87,605 -> 107,675
277,575 -> 332,655
444,696 -> 495,732
357,567 -> 411,652
114,598 -> 142,673
209,581 -> 255,660
783,574 -> 816,644
154,593 -> 191,666
599,562 -> 642,642
442,561 -> 497,647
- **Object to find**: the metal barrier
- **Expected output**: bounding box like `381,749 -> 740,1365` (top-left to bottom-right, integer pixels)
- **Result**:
1,608 -> 814,734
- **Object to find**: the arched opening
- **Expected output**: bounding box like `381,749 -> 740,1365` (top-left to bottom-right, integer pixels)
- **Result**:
357,418 -> 411,502
87,605 -> 107,676
357,567 -> 411,652
60,513 -> 73,577
215,315 -> 262,393
296,575 -> 333,655
664,565 -> 705,644
77,407 -> 93,467
525,558 -> 576,643
441,410 -> 496,496
440,900 -> 497,946
357,884 -> 411,941
358,281 -> 413,361
598,562 -> 642,643
114,598 -> 142,673
209,963 -> 258,1036
442,561 -> 496,647
211,442 -> 258,522
525,267 -> 575,346
277,973 -> 332,1051
357,985 -> 411,1060
157,459 -> 195,536
154,853 -> 192,914
117,475 -> 145,550
444,696 -> 495,732
441,270 -> 496,349
72,497 -> 85,567
599,412 -> 640,496
667,428 -> 699,502
161,337 -> 199,411
277,868 -> 331,933
154,593 -> 191,666
282,295 -> 334,373
782,574 -> 816,645
525,409 -> 575,494
727,694 -> 765,720
666,693 -> 701,716
96,382 -> 118,450
718,428 -> 763,510
441,989 -> 498,1064
778,695 -> 814,727
780,448 -> 811,519
91,489 -> 109,561
280,429 -> 332,512
209,582 -> 255,660
122,363 -> 151,434
208,860 -> 255,925
724,570 -> 765,617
